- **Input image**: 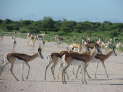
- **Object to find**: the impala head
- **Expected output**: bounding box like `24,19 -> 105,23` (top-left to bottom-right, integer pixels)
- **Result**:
90,47 -> 97,57
38,47 -> 44,59
96,46 -> 102,54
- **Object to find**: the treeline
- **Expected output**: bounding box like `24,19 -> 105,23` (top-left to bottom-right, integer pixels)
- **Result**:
0,17 -> 123,34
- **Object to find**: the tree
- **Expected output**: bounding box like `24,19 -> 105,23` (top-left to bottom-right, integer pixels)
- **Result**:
60,20 -> 76,32
41,17 -> 55,31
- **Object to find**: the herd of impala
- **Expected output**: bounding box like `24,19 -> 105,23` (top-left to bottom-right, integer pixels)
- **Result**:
0,32 -> 123,84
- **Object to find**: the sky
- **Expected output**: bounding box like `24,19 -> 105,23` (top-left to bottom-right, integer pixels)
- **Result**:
0,0 -> 123,22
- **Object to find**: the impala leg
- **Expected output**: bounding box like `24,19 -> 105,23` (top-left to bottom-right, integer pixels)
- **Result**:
86,70 -> 91,79
58,63 -> 69,80
57,63 -> 63,80
85,64 -> 92,79
81,63 -> 87,84
22,62 -> 25,81
76,65 -> 81,79
25,62 -> 30,80
45,61 -> 52,80
51,63 -> 56,80
10,63 -> 19,81
72,66 -> 75,76
84,64 -> 87,84
65,70 -> 70,80
95,62 -> 99,78
80,64 -> 91,79
102,62 -> 109,79
0,62 -> 9,77
81,64 -> 84,84
62,64 -> 70,84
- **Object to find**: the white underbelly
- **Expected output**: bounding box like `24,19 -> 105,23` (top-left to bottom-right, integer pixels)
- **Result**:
71,59 -> 84,65
15,58 -> 25,64
91,58 -> 100,63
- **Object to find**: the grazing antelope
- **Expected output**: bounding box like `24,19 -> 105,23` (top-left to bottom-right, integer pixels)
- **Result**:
45,50 -> 69,80
0,47 -> 44,81
62,48 -> 97,84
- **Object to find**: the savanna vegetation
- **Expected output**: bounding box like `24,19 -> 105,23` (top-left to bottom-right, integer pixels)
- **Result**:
0,17 -> 123,43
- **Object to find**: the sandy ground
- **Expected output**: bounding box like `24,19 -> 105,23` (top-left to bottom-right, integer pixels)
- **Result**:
0,36 -> 123,92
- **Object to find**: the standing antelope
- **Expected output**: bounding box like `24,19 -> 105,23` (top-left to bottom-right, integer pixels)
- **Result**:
76,49 -> 117,79
94,49 -> 117,79
62,48 -> 97,84
45,51 -> 69,80
26,33 -> 37,47
26,33 -> 32,46
37,34 -> 45,46
30,35 -> 37,47
12,32 -> 17,51
0,47 -> 44,81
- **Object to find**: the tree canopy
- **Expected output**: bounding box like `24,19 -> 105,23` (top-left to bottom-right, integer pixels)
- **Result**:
0,17 -> 123,34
